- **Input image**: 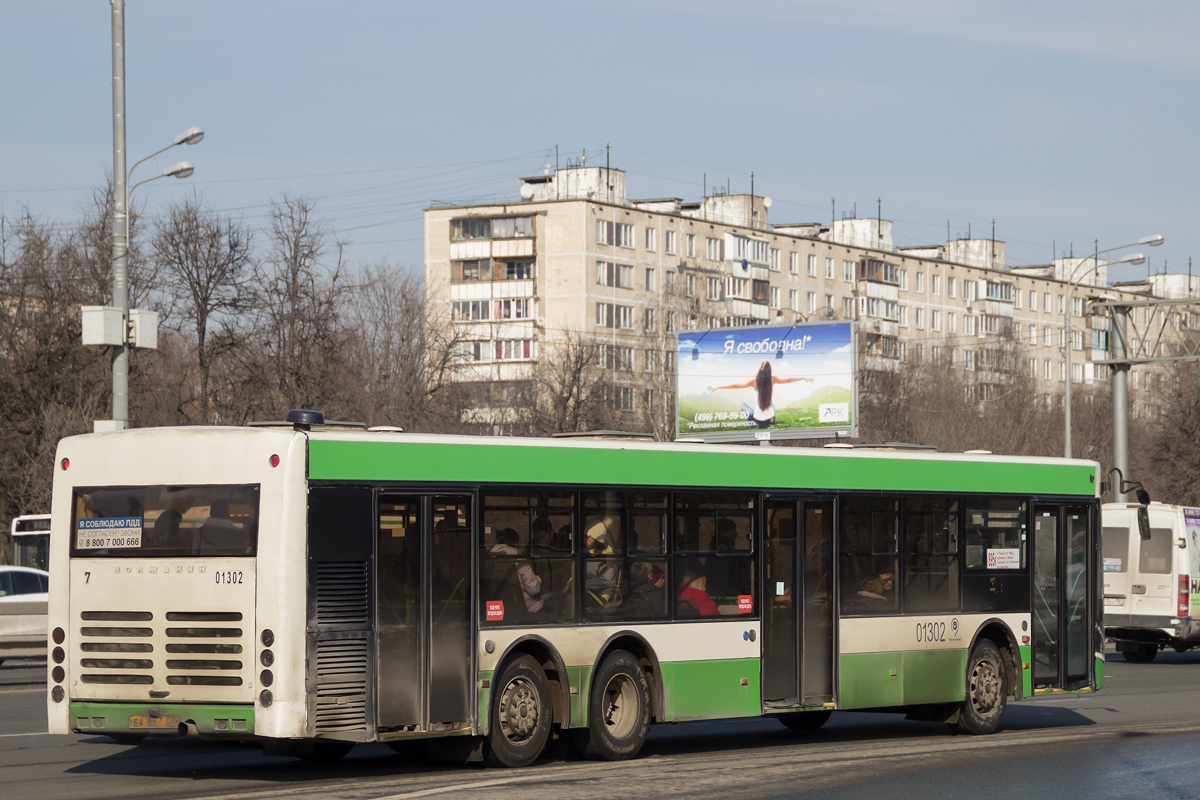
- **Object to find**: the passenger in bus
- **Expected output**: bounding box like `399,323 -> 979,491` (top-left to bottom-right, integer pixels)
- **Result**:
708,517 -> 743,597
677,571 -> 718,617
489,527 -> 545,613
856,572 -> 893,607
150,509 -> 182,548
629,563 -> 667,616
584,520 -> 620,608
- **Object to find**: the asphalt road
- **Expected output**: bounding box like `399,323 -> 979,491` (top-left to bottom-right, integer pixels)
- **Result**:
3,651 -> 1200,800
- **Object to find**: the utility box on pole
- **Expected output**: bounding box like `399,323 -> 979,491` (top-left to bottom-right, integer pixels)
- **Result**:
81,306 -> 126,346
129,309 -> 158,349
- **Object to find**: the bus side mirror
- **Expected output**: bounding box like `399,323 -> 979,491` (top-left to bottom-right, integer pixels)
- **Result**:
1136,488 -> 1151,506
1137,507 -> 1151,540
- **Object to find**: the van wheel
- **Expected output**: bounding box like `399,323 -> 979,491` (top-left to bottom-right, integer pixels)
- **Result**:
777,710 -> 833,730
486,654 -> 551,768
1123,643 -> 1158,663
952,639 -> 1007,735
573,650 -> 651,761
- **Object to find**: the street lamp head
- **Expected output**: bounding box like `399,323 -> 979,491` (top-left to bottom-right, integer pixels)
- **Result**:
173,126 -> 204,146
1117,252 -> 1146,265
162,161 -> 195,179
1138,234 -> 1165,247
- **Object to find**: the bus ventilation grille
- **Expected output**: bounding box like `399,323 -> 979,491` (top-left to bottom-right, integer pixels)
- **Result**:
315,561 -> 369,626
76,610 -> 245,687
314,638 -> 369,732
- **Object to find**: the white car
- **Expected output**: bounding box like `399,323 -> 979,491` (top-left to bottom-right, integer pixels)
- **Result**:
0,565 -> 49,665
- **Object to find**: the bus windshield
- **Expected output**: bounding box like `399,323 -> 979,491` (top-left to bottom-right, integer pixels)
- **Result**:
71,485 -> 260,558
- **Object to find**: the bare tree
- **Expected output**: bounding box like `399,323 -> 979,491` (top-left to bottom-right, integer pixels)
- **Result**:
528,329 -> 621,436
240,195 -> 353,419
152,197 -> 253,423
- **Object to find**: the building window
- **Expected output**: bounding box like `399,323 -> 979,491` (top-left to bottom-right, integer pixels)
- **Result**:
617,223 -> 634,248
596,262 -> 634,288
496,339 -> 532,361
915,272 -> 924,293
769,287 -> 780,309
645,227 -> 657,251
931,274 -> 940,296
706,237 -> 722,261
686,233 -> 695,257
615,386 -> 634,412
807,254 -> 817,277
686,274 -> 696,297
452,258 -> 492,281
617,305 -> 634,329
898,306 -> 907,327
706,277 -> 723,301
947,277 -> 956,298
645,268 -> 656,292
789,252 -> 799,274
644,349 -> 657,372
806,291 -> 815,313
665,230 -> 677,255
455,341 -> 492,363
1014,288 -> 1022,308
915,307 -> 924,329
842,297 -> 856,318
644,308 -> 656,332
964,350 -> 977,371
501,261 -> 534,280
963,315 -> 975,335
769,248 -> 780,271
452,300 -> 491,321
948,312 -> 956,333
825,257 -> 834,279
496,298 -> 533,320
617,346 -> 634,370
596,220 -> 613,245
898,269 -> 907,290
596,303 -> 612,328
931,310 -> 941,331
843,260 -> 855,282
1057,295 -> 1065,314
790,289 -> 799,311
1043,292 -> 1051,313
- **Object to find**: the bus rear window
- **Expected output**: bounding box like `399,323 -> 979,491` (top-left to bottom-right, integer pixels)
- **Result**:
71,485 -> 260,558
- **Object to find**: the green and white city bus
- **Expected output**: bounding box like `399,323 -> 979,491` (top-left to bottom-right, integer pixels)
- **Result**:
46,410 -> 1103,766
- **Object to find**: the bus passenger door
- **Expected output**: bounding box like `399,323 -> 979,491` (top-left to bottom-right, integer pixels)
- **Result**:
376,494 -> 474,733
762,498 -> 834,708
1031,506 -> 1060,686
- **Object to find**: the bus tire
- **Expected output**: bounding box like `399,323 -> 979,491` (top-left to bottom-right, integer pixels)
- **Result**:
777,710 -> 833,731
953,639 -> 1007,735
574,650 -> 651,761
486,654 -> 551,768
295,740 -> 354,761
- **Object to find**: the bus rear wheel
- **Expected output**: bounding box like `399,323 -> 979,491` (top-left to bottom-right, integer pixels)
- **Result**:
777,710 -> 832,731
573,650 -> 651,761
952,639 -> 1007,735
486,654 -> 551,768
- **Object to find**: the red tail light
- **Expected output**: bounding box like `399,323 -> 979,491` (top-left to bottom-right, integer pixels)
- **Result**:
1179,574 -> 1190,617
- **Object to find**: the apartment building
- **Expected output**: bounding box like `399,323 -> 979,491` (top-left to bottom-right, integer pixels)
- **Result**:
424,164 -> 1184,434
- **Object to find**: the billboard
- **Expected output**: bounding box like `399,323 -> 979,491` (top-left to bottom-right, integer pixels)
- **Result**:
676,321 -> 857,442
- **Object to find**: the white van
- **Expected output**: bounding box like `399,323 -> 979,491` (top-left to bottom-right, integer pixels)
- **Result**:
1103,502 -> 1200,662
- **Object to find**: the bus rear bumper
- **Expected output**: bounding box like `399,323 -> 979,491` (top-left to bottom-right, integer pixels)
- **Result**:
68,702 -> 254,738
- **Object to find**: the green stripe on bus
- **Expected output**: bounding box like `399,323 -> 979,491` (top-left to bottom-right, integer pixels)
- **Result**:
838,650 -> 967,708
659,658 -> 761,721
68,702 -> 254,735
309,440 -> 1095,496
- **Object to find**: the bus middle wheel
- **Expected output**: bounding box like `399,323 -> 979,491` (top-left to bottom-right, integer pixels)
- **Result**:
573,650 -> 651,761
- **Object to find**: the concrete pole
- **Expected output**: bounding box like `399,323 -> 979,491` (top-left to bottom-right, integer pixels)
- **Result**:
110,0 -> 129,429
1111,305 -> 1130,502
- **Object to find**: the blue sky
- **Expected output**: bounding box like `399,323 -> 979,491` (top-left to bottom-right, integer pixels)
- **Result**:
3,1 -> 1197,282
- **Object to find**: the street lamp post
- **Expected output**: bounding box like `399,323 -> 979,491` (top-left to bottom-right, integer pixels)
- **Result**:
110,0 -> 202,430
1062,235 -> 1163,458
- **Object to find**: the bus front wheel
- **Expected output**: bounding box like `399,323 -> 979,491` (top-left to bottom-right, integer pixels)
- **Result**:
953,639 -> 1007,735
486,654 -> 551,768
573,650 -> 651,761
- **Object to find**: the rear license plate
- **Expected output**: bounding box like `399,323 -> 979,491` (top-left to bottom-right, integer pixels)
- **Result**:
1104,596 -> 1126,607
129,714 -> 179,730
